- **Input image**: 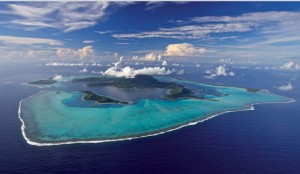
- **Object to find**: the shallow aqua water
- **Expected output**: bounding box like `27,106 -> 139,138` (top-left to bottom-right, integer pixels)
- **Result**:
20,77 -> 290,144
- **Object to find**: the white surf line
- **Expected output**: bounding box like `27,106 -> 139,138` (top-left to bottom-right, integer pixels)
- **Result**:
20,82 -> 45,89
18,96 -> 295,147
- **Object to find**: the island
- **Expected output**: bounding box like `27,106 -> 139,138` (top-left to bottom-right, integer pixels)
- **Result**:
246,88 -> 261,93
19,74 -> 292,146
73,74 -> 201,101
81,91 -> 129,104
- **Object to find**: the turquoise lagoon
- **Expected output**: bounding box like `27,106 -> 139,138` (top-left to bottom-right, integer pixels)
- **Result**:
20,76 -> 292,146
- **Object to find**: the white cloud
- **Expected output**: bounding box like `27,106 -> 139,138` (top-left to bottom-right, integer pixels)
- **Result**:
82,40 -> 95,44
116,11 -> 296,41
56,46 -> 94,59
79,68 -> 88,73
111,11 -> 300,61
145,2 -> 166,11
192,11 -> 300,45
46,62 -> 102,67
162,60 -> 168,66
228,71 -> 235,76
279,61 -> 300,71
113,52 -> 120,57
95,30 -> 114,34
205,65 -> 235,79
113,23 -> 254,40
102,57 -> 173,78
177,69 -> 184,75
0,47 -> 58,60
132,53 -> 163,61
219,58 -> 231,64
205,70 -> 212,74
46,62 -> 85,66
145,53 -> 162,61
24,50 -> 55,59
103,66 -> 173,78
277,82 -> 293,91
279,61 -> 294,70
77,46 -> 94,59
52,75 -> 63,81
0,35 -> 63,46
192,11 -> 300,23
215,65 -> 227,76
164,43 -> 206,57
131,56 -> 140,61
91,62 -> 103,66
56,48 -> 75,59
2,2 -> 110,32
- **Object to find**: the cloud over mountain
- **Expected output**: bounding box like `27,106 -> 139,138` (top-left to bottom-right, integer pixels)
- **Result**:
102,57 -> 173,78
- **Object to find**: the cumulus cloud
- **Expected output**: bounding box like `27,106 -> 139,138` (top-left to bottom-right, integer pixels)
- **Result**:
277,82 -> 293,91
132,53 -> 163,61
77,46 -> 94,59
279,61 -> 294,70
205,65 -> 235,79
102,57 -> 173,78
215,65 -> 228,76
56,46 -> 94,59
79,68 -> 88,73
219,58 -> 231,64
162,60 -> 168,66
56,48 -> 75,59
144,53 -> 162,61
177,69 -> 185,75
279,61 -> 300,71
164,43 -> 206,57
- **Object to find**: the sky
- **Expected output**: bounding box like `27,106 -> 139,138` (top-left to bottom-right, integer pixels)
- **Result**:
0,2 -> 300,65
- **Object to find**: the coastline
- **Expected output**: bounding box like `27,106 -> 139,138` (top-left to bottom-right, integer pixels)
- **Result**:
18,95 -> 295,146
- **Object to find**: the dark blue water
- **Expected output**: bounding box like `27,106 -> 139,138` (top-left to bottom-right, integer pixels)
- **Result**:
1,61 -> 300,173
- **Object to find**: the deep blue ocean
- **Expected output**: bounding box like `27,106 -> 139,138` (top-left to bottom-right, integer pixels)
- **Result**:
1,61 -> 300,173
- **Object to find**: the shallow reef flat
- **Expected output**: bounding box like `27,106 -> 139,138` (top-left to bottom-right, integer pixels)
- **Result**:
20,75 -> 292,146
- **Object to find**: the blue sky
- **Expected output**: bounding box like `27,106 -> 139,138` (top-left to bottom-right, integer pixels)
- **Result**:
0,2 -> 300,64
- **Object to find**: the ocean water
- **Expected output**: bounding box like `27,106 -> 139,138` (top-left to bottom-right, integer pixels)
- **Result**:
1,61 -> 300,173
